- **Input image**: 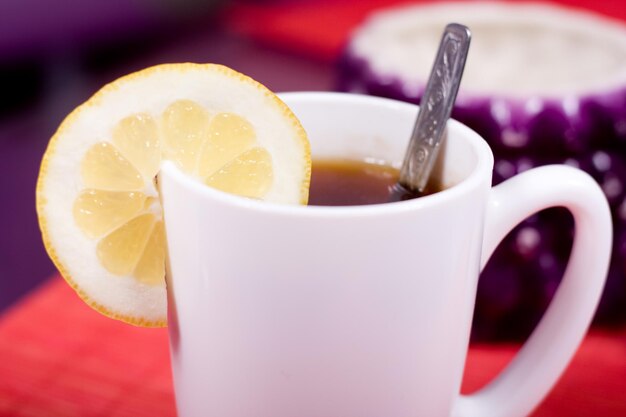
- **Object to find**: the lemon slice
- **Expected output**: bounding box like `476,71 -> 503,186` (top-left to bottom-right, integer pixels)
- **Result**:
36,63 -> 311,327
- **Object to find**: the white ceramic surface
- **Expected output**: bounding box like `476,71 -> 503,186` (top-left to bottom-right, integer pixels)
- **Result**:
160,92 -> 612,417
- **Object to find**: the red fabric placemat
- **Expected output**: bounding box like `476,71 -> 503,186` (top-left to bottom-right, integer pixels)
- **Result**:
0,277 -> 174,417
225,0 -> 626,62
0,275 -> 625,416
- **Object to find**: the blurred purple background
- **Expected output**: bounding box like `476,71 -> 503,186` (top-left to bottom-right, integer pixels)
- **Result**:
0,0 -> 334,312
2,0 -> 624,342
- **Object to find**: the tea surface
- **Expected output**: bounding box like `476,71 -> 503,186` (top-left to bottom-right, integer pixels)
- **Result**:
308,159 -> 440,206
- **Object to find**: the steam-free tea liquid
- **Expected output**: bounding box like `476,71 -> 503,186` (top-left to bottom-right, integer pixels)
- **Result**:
308,159 -> 440,206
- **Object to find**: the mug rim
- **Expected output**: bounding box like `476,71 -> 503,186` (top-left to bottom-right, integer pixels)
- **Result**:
159,92 -> 494,217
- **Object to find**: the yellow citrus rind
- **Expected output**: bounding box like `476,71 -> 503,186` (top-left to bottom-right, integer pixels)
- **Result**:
36,63 -> 311,327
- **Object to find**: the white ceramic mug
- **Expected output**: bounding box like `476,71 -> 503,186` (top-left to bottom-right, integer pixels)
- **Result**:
160,92 -> 612,417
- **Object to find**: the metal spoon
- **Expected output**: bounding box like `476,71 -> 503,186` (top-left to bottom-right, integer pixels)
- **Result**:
398,23 -> 471,193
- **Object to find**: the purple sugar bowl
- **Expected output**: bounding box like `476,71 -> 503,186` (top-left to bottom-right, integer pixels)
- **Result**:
336,3 -> 626,340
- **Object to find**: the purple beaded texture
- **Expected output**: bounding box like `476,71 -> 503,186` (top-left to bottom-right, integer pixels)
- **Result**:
337,47 -> 626,341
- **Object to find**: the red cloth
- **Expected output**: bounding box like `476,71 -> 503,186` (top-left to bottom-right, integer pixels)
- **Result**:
0,275 -> 624,416
225,0 -> 626,62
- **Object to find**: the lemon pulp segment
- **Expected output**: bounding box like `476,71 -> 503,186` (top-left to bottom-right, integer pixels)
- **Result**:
73,99 -> 274,284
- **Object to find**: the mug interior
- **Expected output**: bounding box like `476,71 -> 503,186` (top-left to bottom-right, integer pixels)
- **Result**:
280,92 -> 492,192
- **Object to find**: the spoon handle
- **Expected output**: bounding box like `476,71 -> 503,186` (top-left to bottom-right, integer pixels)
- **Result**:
399,23 -> 471,192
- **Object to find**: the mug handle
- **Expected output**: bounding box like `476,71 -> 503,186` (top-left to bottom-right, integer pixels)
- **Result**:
453,165 -> 612,417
